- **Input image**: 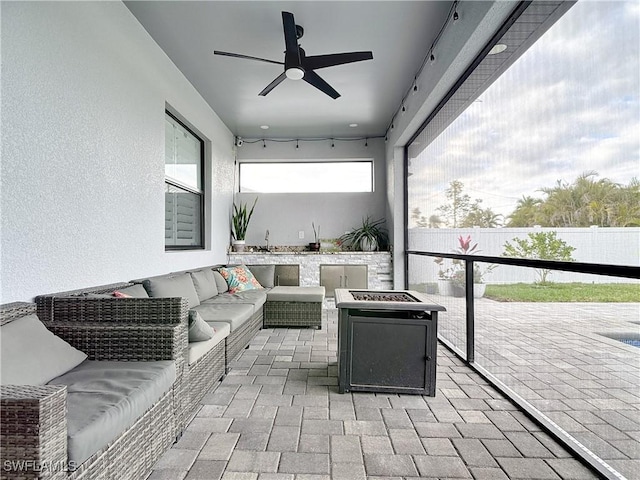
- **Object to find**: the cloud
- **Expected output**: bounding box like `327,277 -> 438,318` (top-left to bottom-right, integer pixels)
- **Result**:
408,1 -> 639,223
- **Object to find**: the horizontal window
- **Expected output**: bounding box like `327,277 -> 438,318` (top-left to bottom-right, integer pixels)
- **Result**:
239,161 -> 373,193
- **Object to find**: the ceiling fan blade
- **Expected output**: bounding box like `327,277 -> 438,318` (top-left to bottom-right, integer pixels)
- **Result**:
304,51 -> 373,70
282,12 -> 298,54
214,50 -> 283,66
259,72 -> 287,96
303,70 -> 340,99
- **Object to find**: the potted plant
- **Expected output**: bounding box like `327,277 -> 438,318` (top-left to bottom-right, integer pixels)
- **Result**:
231,197 -> 257,252
309,222 -> 320,251
434,235 -> 495,297
339,217 -> 388,251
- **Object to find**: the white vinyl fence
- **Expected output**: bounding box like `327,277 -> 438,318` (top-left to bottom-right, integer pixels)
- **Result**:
408,227 -> 639,285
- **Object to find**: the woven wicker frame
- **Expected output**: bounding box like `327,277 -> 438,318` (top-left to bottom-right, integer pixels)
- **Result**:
35,285 -> 189,435
264,301 -> 323,328
226,307 -> 263,363
183,341 -> 225,425
1,384 -> 68,480
1,302 -> 178,480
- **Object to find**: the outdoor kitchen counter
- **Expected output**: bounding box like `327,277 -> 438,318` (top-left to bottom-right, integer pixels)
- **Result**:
335,289 -> 445,396
228,252 -> 393,291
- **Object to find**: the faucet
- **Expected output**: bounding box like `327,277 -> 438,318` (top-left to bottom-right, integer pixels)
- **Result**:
265,229 -> 270,251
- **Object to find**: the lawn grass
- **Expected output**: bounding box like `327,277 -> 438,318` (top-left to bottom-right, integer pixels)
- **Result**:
484,282 -> 640,302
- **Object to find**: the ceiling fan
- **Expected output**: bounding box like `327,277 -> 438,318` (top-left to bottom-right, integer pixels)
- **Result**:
214,11 -> 373,99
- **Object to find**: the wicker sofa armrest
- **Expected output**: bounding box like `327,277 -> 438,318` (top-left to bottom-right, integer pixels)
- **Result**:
34,295 -> 188,364
43,321 -> 187,362
0,385 -> 68,480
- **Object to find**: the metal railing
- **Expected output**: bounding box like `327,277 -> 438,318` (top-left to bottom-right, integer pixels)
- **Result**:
406,250 -> 640,480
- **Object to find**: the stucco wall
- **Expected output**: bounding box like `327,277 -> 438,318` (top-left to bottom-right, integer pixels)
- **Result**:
235,138 -> 387,248
1,2 -> 235,302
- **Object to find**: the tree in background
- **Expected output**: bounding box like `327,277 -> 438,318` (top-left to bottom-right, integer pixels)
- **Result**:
411,207 -> 429,227
436,180 -> 472,227
461,201 -> 503,228
508,172 -> 640,227
417,173 -> 638,229
502,231 -> 576,284
428,215 -> 444,228
436,181 -> 501,228
507,196 -> 543,227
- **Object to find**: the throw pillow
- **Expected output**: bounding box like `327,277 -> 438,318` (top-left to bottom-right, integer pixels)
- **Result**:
1,314 -> 87,385
112,284 -> 149,298
217,265 -> 263,294
246,265 -> 275,288
142,273 -> 201,309
188,310 -> 215,342
190,269 -> 218,301
212,270 -> 229,293
113,291 -> 132,298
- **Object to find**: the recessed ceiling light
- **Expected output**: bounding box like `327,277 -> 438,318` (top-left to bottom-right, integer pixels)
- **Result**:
488,44 -> 507,55
349,123 -> 358,128
260,125 -> 269,130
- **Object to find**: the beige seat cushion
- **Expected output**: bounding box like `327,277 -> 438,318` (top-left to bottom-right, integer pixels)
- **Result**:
188,322 -> 230,365
191,303 -> 254,331
266,286 -> 325,302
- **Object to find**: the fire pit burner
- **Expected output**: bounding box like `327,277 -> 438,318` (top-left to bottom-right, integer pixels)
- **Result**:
351,292 -> 417,302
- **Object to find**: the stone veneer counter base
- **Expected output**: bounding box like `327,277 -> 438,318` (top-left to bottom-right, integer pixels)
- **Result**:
228,252 -> 393,291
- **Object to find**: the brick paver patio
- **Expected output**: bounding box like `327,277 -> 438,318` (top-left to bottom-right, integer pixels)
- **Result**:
436,297 -> 640,480
148,304 -> 609,480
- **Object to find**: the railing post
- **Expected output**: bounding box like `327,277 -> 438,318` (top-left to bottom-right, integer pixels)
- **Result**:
465,259 -> 475,363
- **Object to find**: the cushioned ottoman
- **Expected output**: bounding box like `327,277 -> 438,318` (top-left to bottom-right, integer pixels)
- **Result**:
264,286 -> 325,328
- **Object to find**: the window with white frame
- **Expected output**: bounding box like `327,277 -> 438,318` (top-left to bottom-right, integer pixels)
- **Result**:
165,111 -> 204,249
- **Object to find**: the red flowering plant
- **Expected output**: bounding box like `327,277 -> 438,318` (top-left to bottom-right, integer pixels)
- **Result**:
434,235 -> 494,284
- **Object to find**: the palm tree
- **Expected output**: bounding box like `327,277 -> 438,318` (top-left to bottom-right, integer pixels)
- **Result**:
507,196 -> 543,227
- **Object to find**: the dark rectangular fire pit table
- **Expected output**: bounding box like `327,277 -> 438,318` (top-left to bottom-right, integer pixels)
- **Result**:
335,289 -> 445,396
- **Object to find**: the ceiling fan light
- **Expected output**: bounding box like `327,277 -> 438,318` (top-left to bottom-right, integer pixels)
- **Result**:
285,67 -> 305,80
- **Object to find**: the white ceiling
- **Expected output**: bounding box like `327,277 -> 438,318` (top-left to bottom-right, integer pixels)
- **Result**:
125,1 -> 462,140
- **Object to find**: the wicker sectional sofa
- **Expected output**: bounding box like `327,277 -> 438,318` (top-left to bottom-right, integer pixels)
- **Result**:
1,264 -> 323,479
0,301 -> 183,480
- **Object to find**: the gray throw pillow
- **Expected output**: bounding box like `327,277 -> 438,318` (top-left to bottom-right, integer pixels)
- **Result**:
1,314 -> 87,385
143,273 -> 201,308
190,269 -> 218,301
212,270 -> 229,293
247,265 -> 275,288
188,310 -> 215,342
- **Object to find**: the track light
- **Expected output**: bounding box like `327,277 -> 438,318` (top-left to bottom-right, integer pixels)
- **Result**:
430,51 -> 435,62
331,139 -> 335,148
401,104 -> 406,113
365,138 -> 368,147
296,140 -> 299,149
453,10 -> 459,21
262,139 -> 266,148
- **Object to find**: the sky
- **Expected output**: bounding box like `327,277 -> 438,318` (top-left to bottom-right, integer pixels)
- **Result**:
407,0 -> 640,226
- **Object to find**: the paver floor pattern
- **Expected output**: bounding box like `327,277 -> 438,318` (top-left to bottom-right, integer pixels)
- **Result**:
436,297 -> 639,479
149,306 -> 603,480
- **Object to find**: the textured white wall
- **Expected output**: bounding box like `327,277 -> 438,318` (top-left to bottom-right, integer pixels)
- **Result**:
1,2 -> 235,302
235,138 -> 387,248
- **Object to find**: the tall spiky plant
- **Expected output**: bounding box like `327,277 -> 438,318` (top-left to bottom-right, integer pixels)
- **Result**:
231,197 -> 258,240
